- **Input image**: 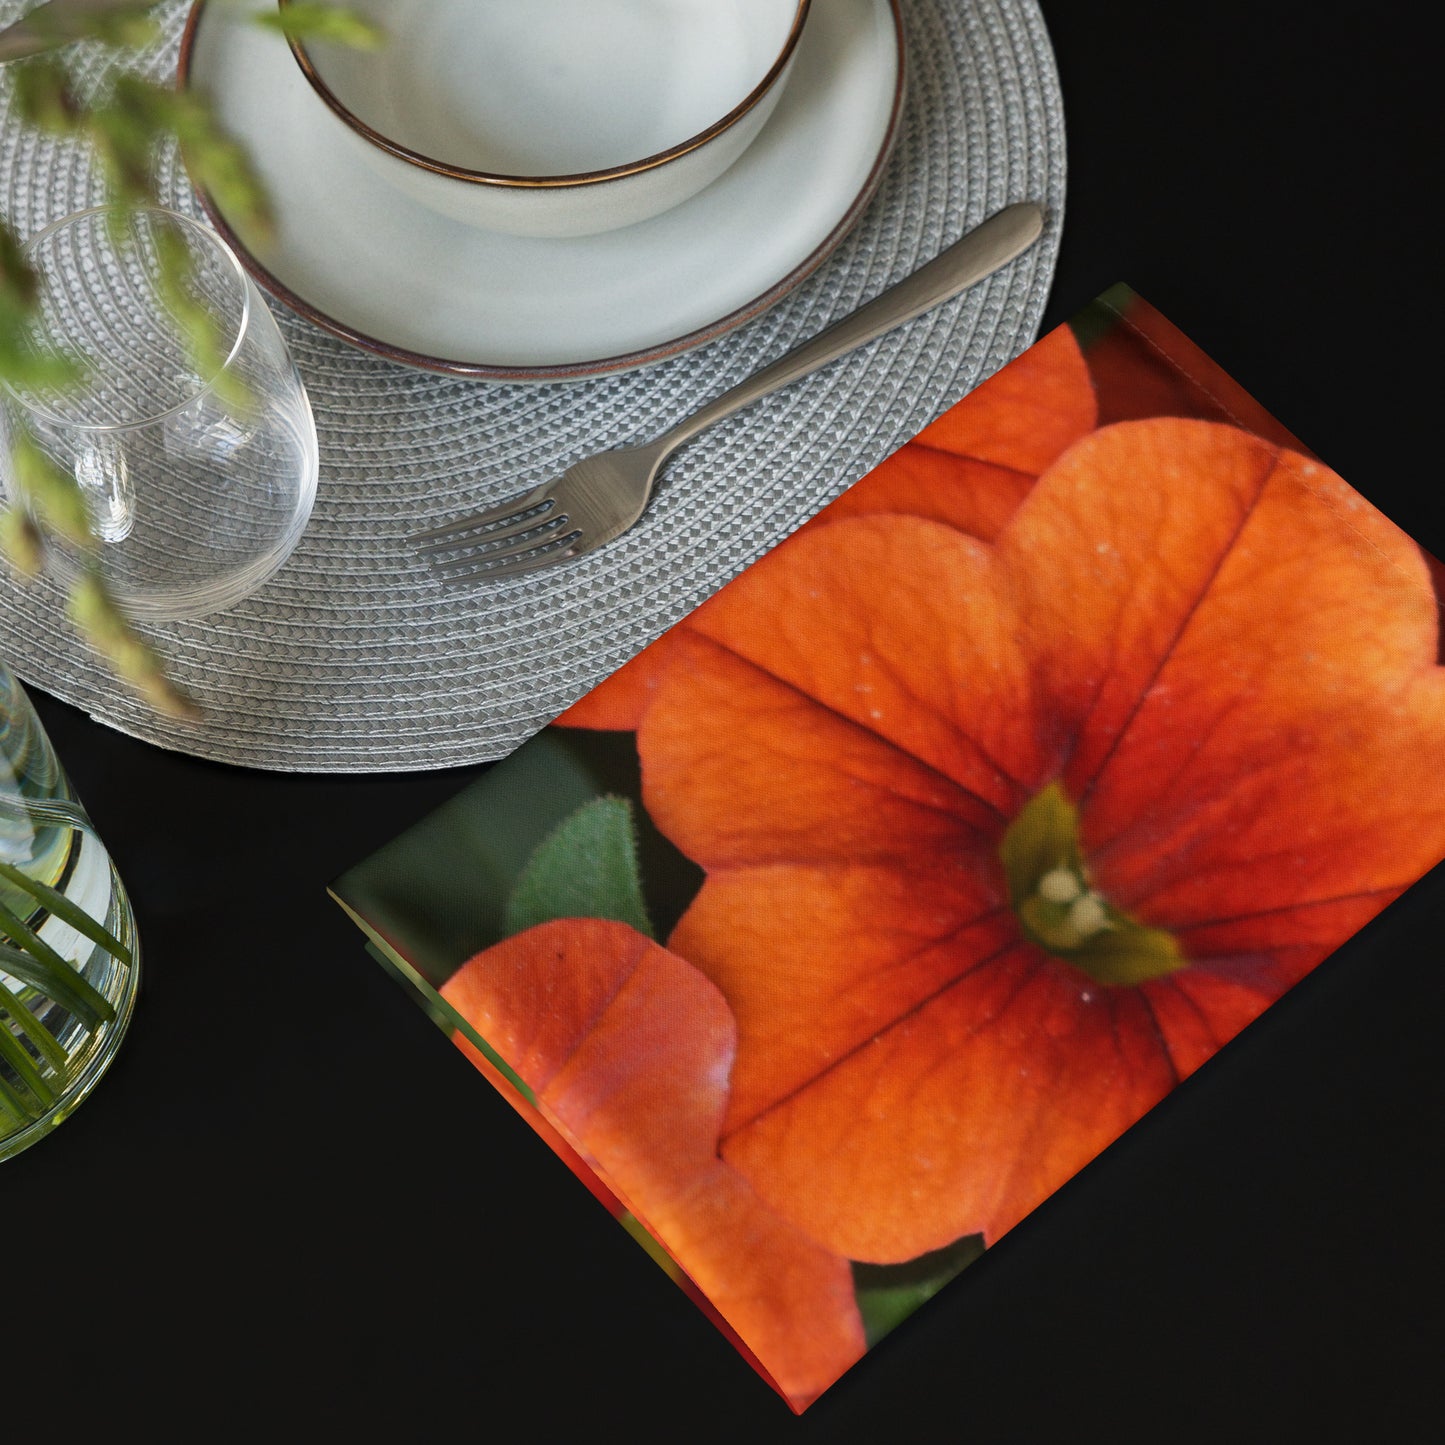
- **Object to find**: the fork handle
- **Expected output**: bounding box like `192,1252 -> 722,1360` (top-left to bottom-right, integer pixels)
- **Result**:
655,201 -> 1045,455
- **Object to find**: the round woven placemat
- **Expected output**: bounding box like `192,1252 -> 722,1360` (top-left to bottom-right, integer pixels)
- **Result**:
0,0 -> 1065,774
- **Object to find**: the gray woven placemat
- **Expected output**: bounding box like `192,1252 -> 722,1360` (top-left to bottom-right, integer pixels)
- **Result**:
0,0 -> 1065,773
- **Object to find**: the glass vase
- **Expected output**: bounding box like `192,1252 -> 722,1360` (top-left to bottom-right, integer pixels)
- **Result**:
0,658 -> 139,1162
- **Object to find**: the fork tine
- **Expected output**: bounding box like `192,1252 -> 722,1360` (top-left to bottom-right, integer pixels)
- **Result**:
430,528 -> 586,584
414,500 -> 567,561
409,484 -> 552,546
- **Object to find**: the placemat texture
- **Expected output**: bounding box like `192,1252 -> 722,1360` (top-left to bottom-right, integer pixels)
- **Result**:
0,0 -> 1065,773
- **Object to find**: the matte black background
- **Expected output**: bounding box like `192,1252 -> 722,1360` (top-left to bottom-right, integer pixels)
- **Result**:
4,2 -> 1440,1439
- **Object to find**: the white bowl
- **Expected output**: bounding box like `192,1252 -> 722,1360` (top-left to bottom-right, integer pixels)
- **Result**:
280,0 -> 812,239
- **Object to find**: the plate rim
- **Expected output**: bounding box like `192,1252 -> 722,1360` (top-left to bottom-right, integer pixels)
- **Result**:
176,0 -> 907,383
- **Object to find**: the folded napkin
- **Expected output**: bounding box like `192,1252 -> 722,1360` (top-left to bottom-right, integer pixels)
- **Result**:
330,286 -> 1445,1412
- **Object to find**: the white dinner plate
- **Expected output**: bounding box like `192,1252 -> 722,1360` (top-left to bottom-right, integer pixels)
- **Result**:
179,0 -> 905,380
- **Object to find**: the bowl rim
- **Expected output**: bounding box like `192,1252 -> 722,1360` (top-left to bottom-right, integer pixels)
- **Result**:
277,0 -> 813,190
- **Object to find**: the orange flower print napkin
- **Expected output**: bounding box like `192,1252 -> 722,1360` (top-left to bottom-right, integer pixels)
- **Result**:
330,285 -> 1445,1413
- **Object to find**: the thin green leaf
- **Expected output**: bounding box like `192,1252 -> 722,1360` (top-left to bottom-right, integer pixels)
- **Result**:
160,91 -> 273,244
9,434 -> 94,547
0,1 -> 162,61
0,858 -> 132,966
0,897 -> 72,973
9,55 -> 83,133
0,506 -> 47,579
0,1070 -> 33,1127
0,991 -> 69,1075
86,87 -> 164,202
0,1011 -> 57,1108
504,796 -> 653,938
151,219 -> 254,414
1,215 -> 39,317
78,9 -> 163,53
0,933 -> 114,1031
1,229 -> 87,390
66,569 -> 202,721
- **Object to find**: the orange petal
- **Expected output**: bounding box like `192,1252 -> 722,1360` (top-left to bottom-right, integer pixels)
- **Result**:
1174,893 -> 1399,964
639,629 -> 1006,863
999,419 -> 1288,791
719,943 -> 1177,1260
801,321 -> 1096,538
450,1031 -> 630,1219
914,320 -> 1097,473
682,514 -> 1056,814
1139,964 -> 1314,1080
1065,434 -> 1445,924
669,863 -> 1015,1138
815,445 -> 1039,541
441,920 -> 865,1409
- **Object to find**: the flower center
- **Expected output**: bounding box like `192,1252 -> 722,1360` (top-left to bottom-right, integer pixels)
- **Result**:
999,782 -> 1185,987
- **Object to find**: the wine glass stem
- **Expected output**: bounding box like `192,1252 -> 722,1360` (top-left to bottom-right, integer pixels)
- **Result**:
74,433 -> 135,543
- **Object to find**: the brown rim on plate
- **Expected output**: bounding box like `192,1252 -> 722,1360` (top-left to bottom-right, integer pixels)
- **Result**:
277,0 -> 814,189
175,0 -> 907,383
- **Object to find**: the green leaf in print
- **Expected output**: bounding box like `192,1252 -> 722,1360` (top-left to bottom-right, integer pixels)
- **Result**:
852,1234 -> 987,1348
504,797 -> 653,940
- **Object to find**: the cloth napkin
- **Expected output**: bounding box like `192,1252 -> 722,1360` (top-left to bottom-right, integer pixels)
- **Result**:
330,286 -> 1445,1412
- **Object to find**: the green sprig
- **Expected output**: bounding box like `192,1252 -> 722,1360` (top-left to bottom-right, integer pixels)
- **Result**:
3,4 -> 379,722
259,3 -> 385,50
66,570 -> 203,721
7,429 -> 94,548
1,1 -> 374,1138
0,1 -> 163,62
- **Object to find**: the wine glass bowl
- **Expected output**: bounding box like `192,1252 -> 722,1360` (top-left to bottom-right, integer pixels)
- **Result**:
2,205 -> 318,623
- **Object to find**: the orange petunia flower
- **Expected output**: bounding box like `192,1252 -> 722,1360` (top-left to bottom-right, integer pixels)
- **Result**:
441,918 -> 867,1411
600,413 -> 1445,1266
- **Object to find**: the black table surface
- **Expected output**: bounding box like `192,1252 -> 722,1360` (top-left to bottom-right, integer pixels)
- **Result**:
4,2 -> 1440,1439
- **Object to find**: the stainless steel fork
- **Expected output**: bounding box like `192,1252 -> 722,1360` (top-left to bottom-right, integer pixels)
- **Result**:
412,201 -> 1045,584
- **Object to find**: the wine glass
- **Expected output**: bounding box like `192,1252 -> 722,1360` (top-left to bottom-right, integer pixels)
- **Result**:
1,204 -> 318,622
